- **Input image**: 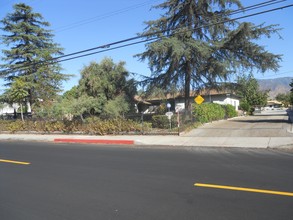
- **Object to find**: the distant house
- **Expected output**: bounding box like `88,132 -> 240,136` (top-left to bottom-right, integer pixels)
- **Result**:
135,90 -> 240,113
0,102 -> 31,118
134,96 -> 153,113
0,103 -> 19,115
265,100 -> 283,110
174,91 -> 240,111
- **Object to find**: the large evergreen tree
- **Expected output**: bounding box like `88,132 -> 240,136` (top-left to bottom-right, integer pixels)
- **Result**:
0,3 -> 68,111
78,58 -> 136,102
66,57 -> 137,119
7,78 -> 29,121
275,93 -> 290,107
136,0 -> 282,110
236,73 -> 268,113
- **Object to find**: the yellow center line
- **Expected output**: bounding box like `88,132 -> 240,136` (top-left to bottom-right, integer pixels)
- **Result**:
194,183 -> 293,197
0,159 -> 31,165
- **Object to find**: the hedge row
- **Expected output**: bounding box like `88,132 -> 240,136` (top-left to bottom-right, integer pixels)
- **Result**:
151,115 -> 178,129
0,104 -> 237,134
0,118 -> 147,135
193,103 -> 237,123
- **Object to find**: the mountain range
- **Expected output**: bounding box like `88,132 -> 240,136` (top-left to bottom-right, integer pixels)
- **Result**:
257,77 -> 293,99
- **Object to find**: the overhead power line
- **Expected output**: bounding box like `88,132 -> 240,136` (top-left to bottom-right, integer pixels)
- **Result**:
58,2 -> 293,64
57,39 -> 153,63
56,3 -> 293,63
55,0 -> 291,61
54,0 -> 160,33
55,0 -> 284,33
229,0 -> 286,16
1,1 -> 292,75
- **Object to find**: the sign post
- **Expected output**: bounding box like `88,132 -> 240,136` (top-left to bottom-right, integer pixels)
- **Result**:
165,111 -> 173,130
175,105 -> 183,135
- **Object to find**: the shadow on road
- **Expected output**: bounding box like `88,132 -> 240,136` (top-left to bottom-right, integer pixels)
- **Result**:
232,118 -> 289,124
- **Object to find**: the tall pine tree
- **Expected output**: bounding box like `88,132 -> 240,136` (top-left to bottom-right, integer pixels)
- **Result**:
0,3 -> 68,111
236,73 -> 268,113
136,0 -> 282,110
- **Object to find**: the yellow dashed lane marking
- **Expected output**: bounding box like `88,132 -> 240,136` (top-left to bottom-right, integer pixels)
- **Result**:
0,159 -> 31,165
194,183 -> 293,197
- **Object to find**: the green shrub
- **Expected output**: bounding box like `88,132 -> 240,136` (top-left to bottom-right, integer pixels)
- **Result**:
224,104 -> 238,118
239,100 -> 251,113
0,118 -> 144,135
83,117 -> 142,135
85,118 -> 109,135
113,118 -> 143,133
7,120 -> 26,133
152,115 -> 177,129
63,120 -> 83,133
193,103 -> 225,123
44,121 -> 65,132
0,120 -> 10,131
140,122 -> 152,132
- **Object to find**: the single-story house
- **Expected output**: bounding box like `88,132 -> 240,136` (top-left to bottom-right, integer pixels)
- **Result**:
0,103 -> 19,115
265,100 -> 283,110
0,102 -> 31,117
174,92 -> 240,111
135,90 -> 240,113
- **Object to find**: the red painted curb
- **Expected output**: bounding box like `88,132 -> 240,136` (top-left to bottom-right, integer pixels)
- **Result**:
54,138 -> 134,145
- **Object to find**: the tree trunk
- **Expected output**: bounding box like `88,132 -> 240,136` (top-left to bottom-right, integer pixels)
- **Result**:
28,89 -> 34,114
20,103 -> 24,121
184,63 -> 192,112
80,114 -> 85,122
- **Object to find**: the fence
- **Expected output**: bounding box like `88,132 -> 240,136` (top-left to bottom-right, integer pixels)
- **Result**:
125,110 -> 196,135
0,110 -> 197,136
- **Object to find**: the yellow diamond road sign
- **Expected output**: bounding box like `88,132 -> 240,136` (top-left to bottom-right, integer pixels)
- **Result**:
194,95 -> 204,105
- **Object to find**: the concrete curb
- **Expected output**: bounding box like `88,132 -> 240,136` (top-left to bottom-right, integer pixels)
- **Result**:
1,134 -> 292,149
54,138 -> 134,145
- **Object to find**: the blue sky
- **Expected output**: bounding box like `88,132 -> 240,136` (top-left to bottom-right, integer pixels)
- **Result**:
0,0 -> 292,93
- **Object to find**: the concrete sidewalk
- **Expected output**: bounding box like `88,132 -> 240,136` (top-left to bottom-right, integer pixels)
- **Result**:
1,133 -> 293,149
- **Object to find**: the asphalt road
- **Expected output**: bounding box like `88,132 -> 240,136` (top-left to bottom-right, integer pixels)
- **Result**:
1,142 -> 293,220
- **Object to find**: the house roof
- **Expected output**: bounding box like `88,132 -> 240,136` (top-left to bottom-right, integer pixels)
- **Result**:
134,96 -> 152,105
267,100 -> 282,105
135,89 -> 240,103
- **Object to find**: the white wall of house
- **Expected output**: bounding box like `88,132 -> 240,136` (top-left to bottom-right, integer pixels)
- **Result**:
0,102 -> 31,115
174,95 -> 240,111
0,103 -> 19,115
213,97 -> 239,111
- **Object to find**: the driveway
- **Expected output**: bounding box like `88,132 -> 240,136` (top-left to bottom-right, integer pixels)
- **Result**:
185,109 -> 293,137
